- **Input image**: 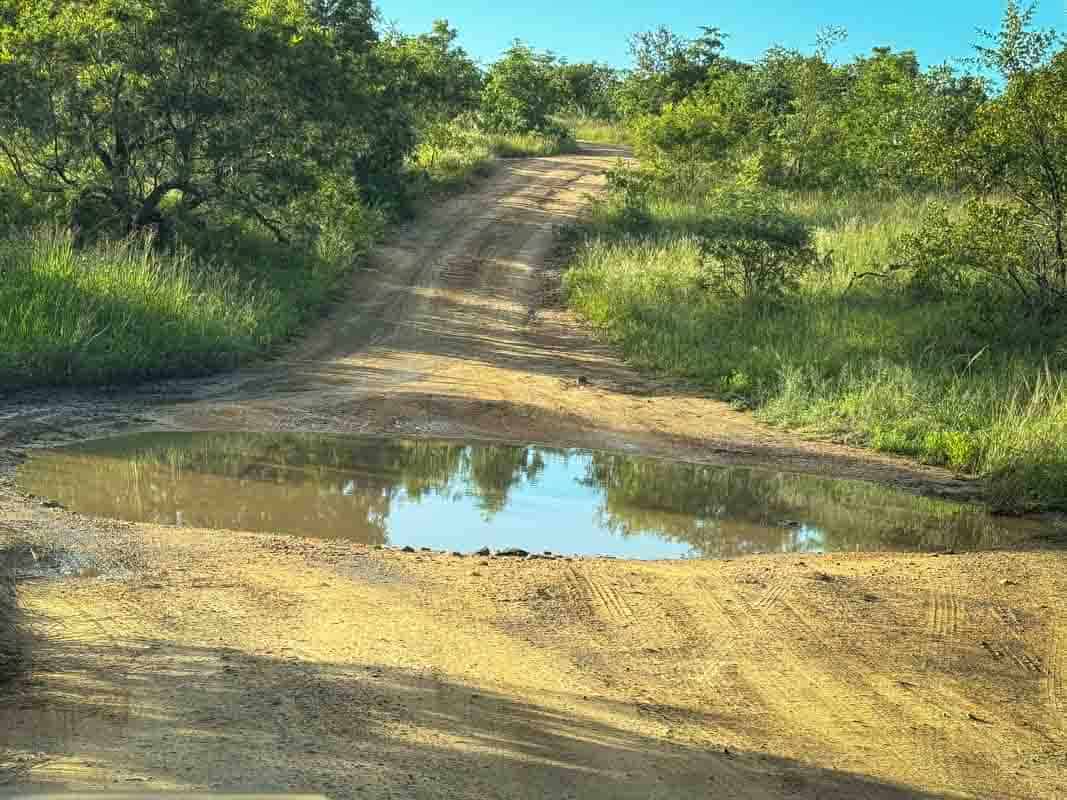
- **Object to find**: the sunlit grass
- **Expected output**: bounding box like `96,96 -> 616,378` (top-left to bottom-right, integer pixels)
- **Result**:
0,226 -> 353,388
483,130 -> 578,158
557,114 -> 631,145
415,125 -> 578,192
564,184 -> 1067,511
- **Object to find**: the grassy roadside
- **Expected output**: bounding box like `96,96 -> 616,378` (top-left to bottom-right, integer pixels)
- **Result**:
555,114 -> 630,145
0,226 -> 363,388
0,128 -> 574,392
562,182 -> 1067,512
416,128 -> 578,192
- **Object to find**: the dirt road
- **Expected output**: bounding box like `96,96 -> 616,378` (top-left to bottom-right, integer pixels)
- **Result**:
1,147 -> 1065,798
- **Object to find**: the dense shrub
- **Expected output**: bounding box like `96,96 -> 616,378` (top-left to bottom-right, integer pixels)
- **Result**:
696,198 -> 824,300
0,0 -> 398,239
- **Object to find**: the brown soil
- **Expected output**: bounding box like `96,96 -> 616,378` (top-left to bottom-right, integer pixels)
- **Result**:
1,146 -> 1065,798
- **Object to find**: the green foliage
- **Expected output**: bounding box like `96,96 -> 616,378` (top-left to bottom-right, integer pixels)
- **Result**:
0,163 -> 52,231
694,191 -> 824,300
480,42 -> 568,135
555,62 -> 621,119
615,25 -> 738,118
884,5 -> 1067,310
306,0 -> 377,49
380,21 -> 483,142
964,4 -> 1067,299
0,0 -> 397,238
615,25 -> 993,195
894,199 -> 1064,306
630,82 -> 746,178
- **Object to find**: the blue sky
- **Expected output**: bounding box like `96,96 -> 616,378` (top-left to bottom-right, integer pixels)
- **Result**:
378,0 -> 1064,69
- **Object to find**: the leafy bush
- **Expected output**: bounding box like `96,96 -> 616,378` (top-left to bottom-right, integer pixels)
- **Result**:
556,63 -> 622,119
630,92 -> 739,178
695,192 -> 824,300
615,25 -> 735,118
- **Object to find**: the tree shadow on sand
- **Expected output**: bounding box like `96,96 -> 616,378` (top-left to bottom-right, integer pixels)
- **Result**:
0,632 -> 957,799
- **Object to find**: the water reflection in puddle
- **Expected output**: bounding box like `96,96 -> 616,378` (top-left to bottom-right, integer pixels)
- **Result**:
16,432 -> 1049,559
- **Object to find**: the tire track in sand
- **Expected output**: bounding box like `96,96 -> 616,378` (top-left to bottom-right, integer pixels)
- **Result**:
752,574 -> 795,610
989,600 -> 1046,677
689,576 -> 870,756
922,572 -> 972,674
697,574 -> 974,789
564,564 -> 634,622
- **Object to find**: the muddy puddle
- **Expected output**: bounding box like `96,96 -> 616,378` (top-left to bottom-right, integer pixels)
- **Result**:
15,432 -> 1053,559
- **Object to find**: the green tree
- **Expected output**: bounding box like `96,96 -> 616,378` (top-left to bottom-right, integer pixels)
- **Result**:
480,41 -> 567,134
0,0 -> 392,239
630,72 -> 753,178
380,20 -> 482,132
556,61 -> 621,118
306,0 -> 377,49
837,48 -> 924,187
379,20 -> 482,165
968,2 -> 1067,292
760,43 -> 849,186
902,3 -> 1067,307
905,63 -> 987,186
616,25 -> 738,118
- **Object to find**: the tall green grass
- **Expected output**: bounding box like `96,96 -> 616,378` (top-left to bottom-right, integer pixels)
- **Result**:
0,227 -> 354,388
564,185 -> 1067,511
484,130 -> 578,158
556,114 -> 631,145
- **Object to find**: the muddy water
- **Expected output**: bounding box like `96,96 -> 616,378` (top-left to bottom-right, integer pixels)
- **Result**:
16,432 -> 1049,559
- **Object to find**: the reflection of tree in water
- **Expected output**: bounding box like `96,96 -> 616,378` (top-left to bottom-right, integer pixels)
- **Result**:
465,446 -> 547,515
584,453 -> 1017,557
19,433 -> 556,545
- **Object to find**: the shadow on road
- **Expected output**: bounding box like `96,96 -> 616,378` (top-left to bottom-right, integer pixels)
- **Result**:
1,633 -> 951,799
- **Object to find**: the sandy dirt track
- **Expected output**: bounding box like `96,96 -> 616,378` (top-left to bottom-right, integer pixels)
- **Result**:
1,147 -> 1066,798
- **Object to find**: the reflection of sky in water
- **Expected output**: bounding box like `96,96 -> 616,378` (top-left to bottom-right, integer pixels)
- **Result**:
792,525 -> 826,553
389,455 -> 694,560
